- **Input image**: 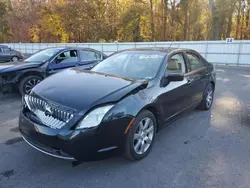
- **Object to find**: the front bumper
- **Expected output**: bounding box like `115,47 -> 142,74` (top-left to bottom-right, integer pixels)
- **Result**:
0,82 -> 16,93
0,73 -> 17,93
22,134 -> 75,160
19,111 -> 132,161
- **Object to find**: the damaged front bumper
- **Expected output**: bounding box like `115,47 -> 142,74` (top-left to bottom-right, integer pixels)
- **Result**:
0,73 -> 18,93
19,108 -> 131,162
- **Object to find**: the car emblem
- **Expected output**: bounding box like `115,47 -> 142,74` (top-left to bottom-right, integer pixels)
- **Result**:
44,104 -> 53,116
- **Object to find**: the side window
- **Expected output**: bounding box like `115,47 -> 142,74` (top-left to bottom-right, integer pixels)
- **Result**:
2,47 -> 10,52
186,53 -> 203,71
95,52 -> 103,60
80,50 -> 102,61
55,50 -> 78,64
167,53 -> 186,73
0,48 -> 2,52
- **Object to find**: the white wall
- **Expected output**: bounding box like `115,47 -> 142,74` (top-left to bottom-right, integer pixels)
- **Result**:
2,41 -> 250,65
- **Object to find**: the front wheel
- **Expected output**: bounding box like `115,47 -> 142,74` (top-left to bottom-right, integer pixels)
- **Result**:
124,110 -> 156,161
19,75 -> 42,95
197,83 -> 214,110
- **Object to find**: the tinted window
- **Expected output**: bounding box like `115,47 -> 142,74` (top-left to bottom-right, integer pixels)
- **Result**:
92,51 -> 166,79
167,53 -> 186,73
186,53 -> 203,71
55,50 -> 78,64
80,50 -> 102,61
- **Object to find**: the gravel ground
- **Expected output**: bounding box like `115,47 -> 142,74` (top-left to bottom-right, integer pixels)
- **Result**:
0,65 -> 250,188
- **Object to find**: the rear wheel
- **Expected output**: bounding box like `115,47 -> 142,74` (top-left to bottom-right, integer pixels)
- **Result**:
124,110 -> 156,161
197,83 -> 214,110
12,56 -> 19,62
19,75 -> 42,95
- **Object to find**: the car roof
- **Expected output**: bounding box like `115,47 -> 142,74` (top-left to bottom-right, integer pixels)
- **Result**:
38,47 -> 106,55
43,47 -> 101,51
115,47 -> 194,54
0,45 -> 8,48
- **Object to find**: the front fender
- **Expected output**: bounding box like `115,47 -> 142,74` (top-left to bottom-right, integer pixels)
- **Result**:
103,87 -> 164,130
16,68 -> 46,82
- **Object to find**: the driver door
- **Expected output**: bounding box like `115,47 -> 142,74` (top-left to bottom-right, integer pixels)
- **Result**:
159,53 -> 191,122
47,50 -> 79,76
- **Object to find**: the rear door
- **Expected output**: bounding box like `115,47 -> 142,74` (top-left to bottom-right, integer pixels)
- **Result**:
184,51 -> 209,104
77,50 -> 103,70
47,49 -> 79,76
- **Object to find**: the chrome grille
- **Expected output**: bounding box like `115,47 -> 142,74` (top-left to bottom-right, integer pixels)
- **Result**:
24,95 -> 74,129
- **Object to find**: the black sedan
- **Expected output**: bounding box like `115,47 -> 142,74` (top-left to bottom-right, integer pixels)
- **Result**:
0,47 -> 107,95
19,48 -> 216,162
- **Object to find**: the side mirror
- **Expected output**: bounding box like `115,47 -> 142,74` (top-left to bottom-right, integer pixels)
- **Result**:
161,72 -> 184,87
166,73 -> 184,82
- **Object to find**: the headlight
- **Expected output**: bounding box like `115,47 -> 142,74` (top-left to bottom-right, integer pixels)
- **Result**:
76,105 -> 114,130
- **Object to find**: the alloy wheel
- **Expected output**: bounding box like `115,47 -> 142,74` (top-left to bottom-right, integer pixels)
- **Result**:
206,85 -> 214,108
24,78 -> 41,94
133,117 -> 154,155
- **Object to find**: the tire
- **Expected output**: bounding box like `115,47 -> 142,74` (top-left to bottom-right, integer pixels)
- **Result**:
124,110 -> 157,161
18,75 -> 42,95
197,83 -> 214,110
12,56 -> 19,62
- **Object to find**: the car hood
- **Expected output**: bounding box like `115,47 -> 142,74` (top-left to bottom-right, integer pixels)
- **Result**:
32,68 -> 148,111
0,61 -> 43,73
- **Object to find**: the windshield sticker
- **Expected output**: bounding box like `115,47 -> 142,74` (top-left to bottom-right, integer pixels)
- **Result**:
139,55 -> 159,59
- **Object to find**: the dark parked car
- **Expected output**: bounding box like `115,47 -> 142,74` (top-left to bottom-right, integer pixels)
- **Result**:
19,48 -> 216,162
0,45 -> 24,62
0,47 -> 107,94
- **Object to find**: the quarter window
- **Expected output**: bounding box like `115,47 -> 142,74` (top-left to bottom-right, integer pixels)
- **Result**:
167,53 -> 186,73
186,53 -> 203,71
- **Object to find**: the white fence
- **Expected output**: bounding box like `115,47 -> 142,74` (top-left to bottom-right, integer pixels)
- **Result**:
2,41 -> 250,65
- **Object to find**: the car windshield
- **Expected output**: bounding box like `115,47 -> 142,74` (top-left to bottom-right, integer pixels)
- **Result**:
25,48 -> 61,62
92,51 -> 166,79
